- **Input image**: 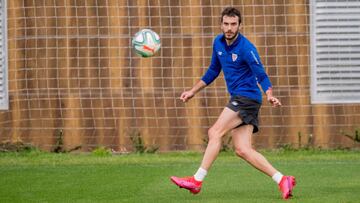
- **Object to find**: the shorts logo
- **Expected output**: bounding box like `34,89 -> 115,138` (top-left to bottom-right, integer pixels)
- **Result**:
232,53 -> 238,62
218,51 -> 222,56
231,101 -> 239,106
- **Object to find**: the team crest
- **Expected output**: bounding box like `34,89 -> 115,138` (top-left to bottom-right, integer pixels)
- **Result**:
232,53 -> 238,62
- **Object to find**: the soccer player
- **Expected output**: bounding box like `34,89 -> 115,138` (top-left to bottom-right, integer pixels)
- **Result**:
170,7 -> 296,200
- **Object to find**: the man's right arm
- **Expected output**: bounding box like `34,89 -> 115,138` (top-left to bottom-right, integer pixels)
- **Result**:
180,80 -> 207,103
180,40 -> 221,103
201,45 -> 222,86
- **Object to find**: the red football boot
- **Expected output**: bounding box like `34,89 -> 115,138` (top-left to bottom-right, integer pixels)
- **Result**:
278,176 -> 296,199
170,176 -> 202,194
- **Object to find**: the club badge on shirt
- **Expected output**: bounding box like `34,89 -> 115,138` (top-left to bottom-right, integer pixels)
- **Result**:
232,53 -> 238,62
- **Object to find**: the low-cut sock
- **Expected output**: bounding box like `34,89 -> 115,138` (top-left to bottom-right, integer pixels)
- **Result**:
194,167 -> 207,182
272,171 -> 284,184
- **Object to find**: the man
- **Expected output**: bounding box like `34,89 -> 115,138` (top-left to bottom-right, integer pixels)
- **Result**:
170,7 -> 296,200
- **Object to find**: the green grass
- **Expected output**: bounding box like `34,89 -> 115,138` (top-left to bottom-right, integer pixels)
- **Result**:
0,150 -> 360,203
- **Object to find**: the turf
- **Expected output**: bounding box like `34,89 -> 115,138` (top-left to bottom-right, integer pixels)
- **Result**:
0,150 -> 360,203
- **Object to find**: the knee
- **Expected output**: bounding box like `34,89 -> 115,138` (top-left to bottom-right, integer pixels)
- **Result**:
235,147 -> 251,159
207,127 -> 222,142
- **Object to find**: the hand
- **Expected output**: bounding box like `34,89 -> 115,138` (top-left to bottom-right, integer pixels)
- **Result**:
180,90 -> 195,103
267,96 -> 282,107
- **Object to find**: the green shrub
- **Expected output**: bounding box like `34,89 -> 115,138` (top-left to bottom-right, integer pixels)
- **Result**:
92,146 -> 112,156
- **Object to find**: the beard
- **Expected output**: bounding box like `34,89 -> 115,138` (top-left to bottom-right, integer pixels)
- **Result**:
224,31 -> 239,41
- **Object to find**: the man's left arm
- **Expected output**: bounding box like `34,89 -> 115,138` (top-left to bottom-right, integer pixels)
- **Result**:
245,49 -> 282,107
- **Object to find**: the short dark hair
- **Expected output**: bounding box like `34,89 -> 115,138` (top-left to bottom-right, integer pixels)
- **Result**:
221,7 -> 242,24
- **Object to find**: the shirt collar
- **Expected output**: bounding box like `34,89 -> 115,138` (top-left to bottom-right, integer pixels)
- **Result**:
221,33 -> 242,49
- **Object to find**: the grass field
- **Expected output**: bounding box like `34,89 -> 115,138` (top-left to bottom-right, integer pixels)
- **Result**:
0,149 -> 360,203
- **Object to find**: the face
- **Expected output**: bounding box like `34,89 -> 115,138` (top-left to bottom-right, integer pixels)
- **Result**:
221,15 -> 240,41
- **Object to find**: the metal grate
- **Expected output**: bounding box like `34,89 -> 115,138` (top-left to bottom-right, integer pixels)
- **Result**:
310,0 -> 360,103
0,0 -> 8,110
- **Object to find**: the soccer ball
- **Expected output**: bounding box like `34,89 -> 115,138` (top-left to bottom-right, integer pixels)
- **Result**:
132,29 -> 161,57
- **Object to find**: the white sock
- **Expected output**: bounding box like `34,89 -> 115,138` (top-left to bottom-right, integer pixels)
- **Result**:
272,172 -> 284,184
194,167 -> 207,182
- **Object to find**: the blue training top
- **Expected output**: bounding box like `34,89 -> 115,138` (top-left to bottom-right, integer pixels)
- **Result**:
201,33 -> 272,103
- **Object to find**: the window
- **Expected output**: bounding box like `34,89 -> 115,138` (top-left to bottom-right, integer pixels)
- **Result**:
310,0 -> 360,104
0,0 -> 8,110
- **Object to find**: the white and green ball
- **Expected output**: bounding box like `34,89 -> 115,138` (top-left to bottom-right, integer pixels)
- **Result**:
132,29 -> 161,57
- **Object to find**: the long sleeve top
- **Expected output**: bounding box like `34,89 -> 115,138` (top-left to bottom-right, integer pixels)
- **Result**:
201,33 -> 272,103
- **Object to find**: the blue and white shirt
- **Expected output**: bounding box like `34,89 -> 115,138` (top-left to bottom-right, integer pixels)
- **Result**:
201,33 -> 272,103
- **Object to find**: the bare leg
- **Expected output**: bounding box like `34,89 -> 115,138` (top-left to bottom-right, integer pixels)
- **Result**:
232,125 -> 277,176
200,107 -> 243,170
